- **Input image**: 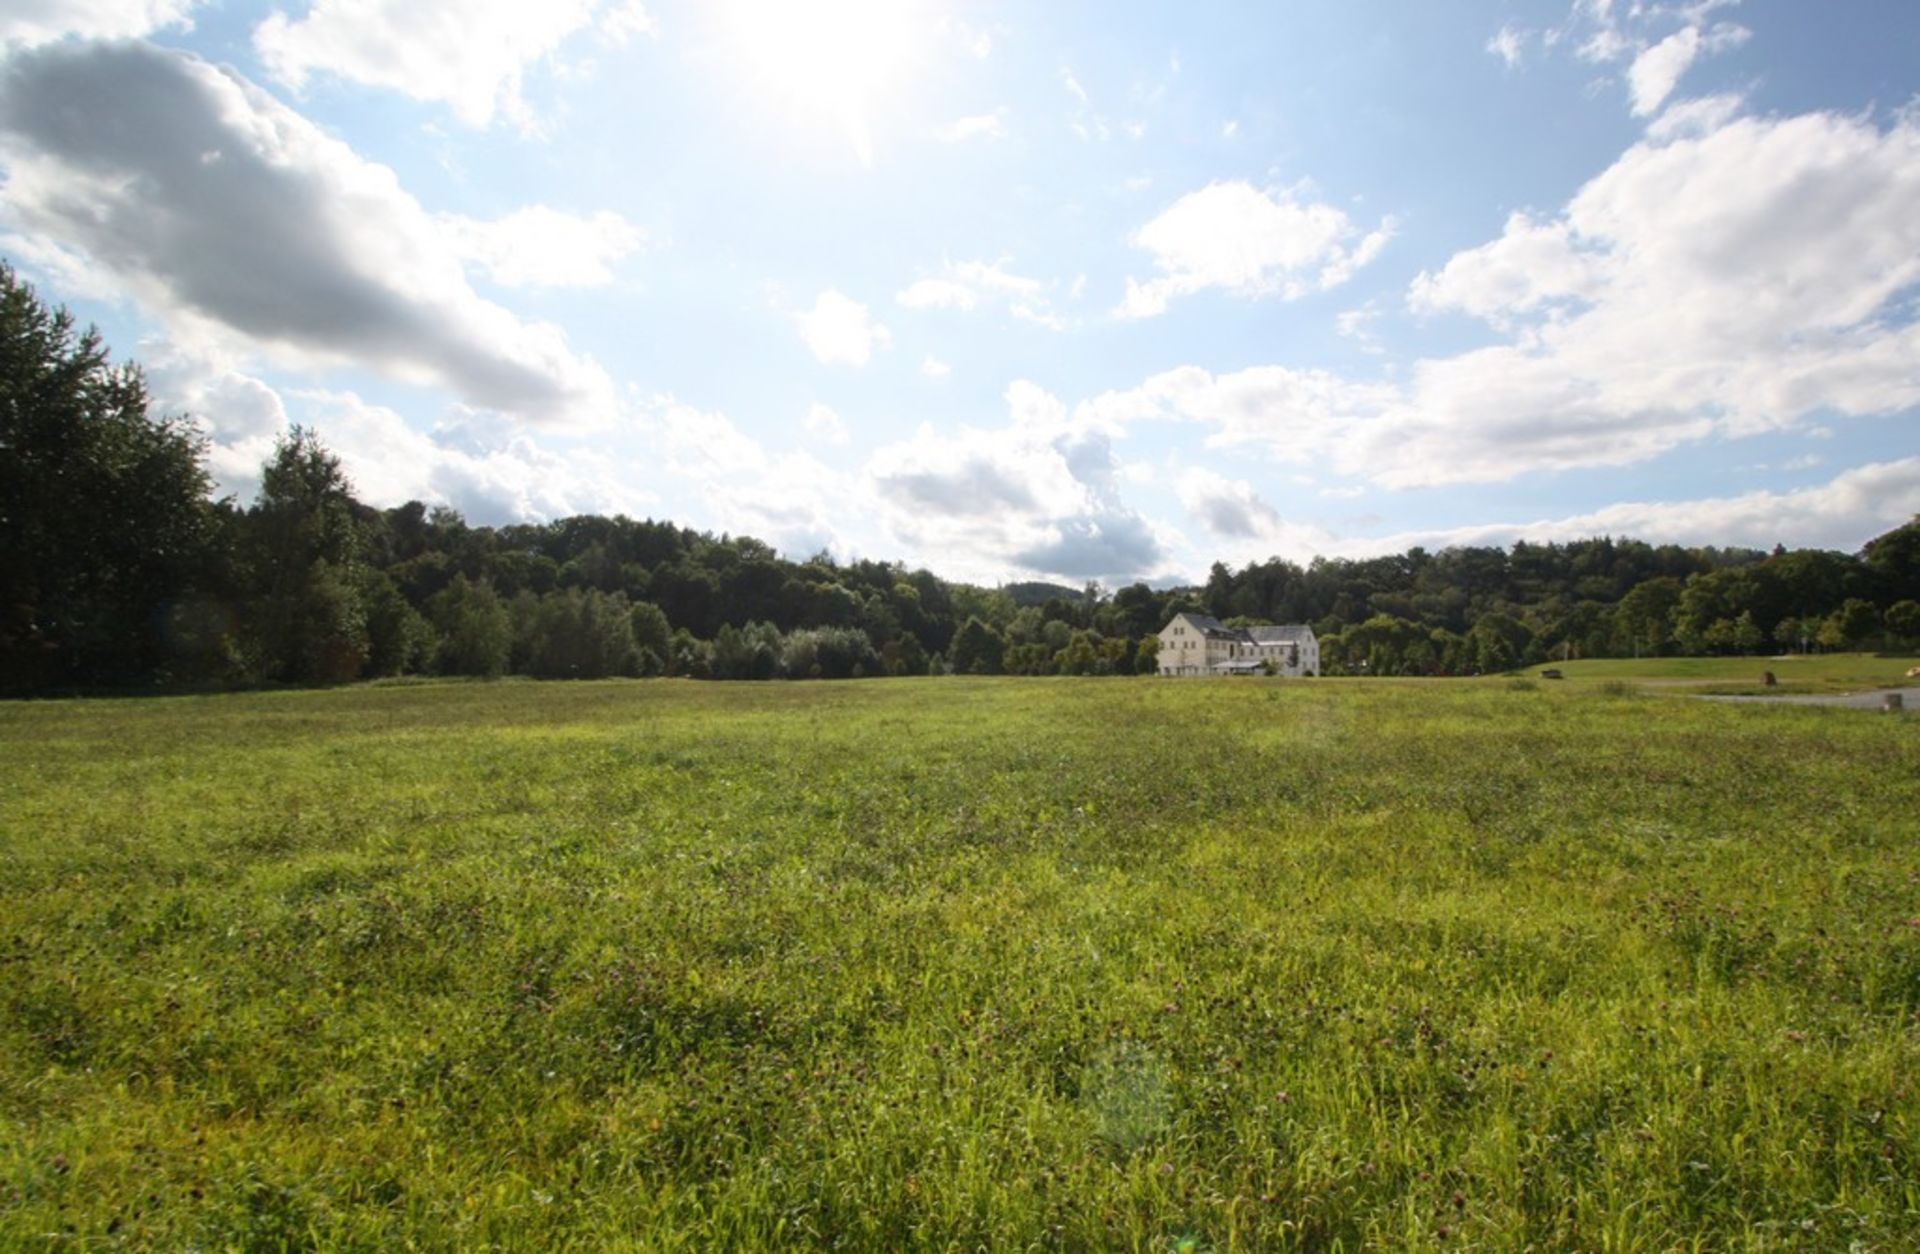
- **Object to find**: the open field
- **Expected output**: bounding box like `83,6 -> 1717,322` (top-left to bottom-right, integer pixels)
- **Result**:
1497,652 -> 1920,696
2,677 -> 1917,1249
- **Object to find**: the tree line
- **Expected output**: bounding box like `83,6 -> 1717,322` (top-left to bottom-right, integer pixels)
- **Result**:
4,263 -> 1916,694
1203,533 -> 1917,676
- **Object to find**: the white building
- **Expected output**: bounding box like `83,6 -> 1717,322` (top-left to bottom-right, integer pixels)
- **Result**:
1156,613 -> 1319,677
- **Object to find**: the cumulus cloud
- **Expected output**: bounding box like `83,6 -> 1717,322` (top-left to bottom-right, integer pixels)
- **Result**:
865,383 -> 1169,582
1381,457 -> 1920,557
245,383 -> 868,555
1391,107 -> 1920,484
144,344 -> 288,446
1079,364 -> 1397,468
1118,181 -> 1394,318
1408,212 -> 1605,325
793,290 -> 891,366
1092,98 -> 1920,493
1,0 -> 199,46
803,402 -> 850,445
439,206 -> 644,288
896,258 -> 1066,328
302,391 -> 640,520
0,41 -> 615,428
920,355 -> 951,378
1177,469 -> 1284,539
641,394 -> 865,558
254,0 -> 648,129
299,388 -> 864,559
1162,455 -> 1919,579
141,343 -> 640,521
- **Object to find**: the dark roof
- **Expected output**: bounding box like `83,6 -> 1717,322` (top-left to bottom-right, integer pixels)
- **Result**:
1169,614 -> 1315,646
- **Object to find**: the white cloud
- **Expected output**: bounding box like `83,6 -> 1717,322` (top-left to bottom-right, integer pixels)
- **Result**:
1579,28 -> 1632,64
1165,455 -> 1920,578
303,391 -> 635,520
596,1 -> 655,43
1335,302 -> 1385,354
920,355 -> 951,378
144,343 -> 288,447
1118,181 -> 1394,318
865,384 -> 1171,583
1487,25 -> 1527,69
1080,364 -> 1396,470
1177,468 -> 1283,539
1628,26 -> 1702,116
1645,91 -> 1745,142
793,290 -> 891,366
896,258 -> 1068,329
896,278 -> 977,311
932,109 -> 1007,142
143,350 -> 641,522
1573,0 -> 1632,63
1524,2 -> 1749,118
1390,107 -> 1920,484
254,0 -> 647,129
641,394 -> 865,558
1089,98 -> 1920,493
0,232 -> 125,304
439,206 -> 643,288
0,41 -> 615,428
1408,211 -> 1604,325
1381,457 -> 1920,557
0,0 -> 199,46
803,402 -> 850,445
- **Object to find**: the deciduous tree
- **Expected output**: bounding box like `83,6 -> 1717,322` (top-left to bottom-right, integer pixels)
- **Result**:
0,264 -> 216,690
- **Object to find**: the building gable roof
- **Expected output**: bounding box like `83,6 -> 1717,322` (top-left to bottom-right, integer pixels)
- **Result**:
1166,614 -> 1316,646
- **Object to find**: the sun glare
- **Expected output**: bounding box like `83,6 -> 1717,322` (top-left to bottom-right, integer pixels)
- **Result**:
720,0 -> 926,165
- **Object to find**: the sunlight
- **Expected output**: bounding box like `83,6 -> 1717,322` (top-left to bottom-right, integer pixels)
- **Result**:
720,0 -> 926,165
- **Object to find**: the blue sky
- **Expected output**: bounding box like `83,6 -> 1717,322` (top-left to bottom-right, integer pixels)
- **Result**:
1,1 -> 1916,586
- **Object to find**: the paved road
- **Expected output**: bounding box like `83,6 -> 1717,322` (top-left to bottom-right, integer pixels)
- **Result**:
1701,685 -> 1917,709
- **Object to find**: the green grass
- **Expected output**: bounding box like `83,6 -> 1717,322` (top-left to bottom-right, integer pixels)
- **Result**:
2,677 -> 1917,1249
1513,651 -> 1919,695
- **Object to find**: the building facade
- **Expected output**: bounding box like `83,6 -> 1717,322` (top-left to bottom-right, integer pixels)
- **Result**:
1156,613 -> 1320,677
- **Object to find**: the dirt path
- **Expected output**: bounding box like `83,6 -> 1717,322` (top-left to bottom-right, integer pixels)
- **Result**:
1699,685 -> 1918,709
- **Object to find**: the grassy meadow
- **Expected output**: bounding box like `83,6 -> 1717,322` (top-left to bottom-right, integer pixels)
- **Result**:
1507,653 -> 1920,696
1,673 -> 1917,1249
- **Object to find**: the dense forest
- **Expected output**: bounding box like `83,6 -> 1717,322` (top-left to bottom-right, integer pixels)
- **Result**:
5,264 -> 1917,695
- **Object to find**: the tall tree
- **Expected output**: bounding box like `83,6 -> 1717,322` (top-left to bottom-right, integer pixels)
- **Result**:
950,616 -> 1006,675
431,575 -> 512,677
0,264 -> 215,691
243,428 -> 369,683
